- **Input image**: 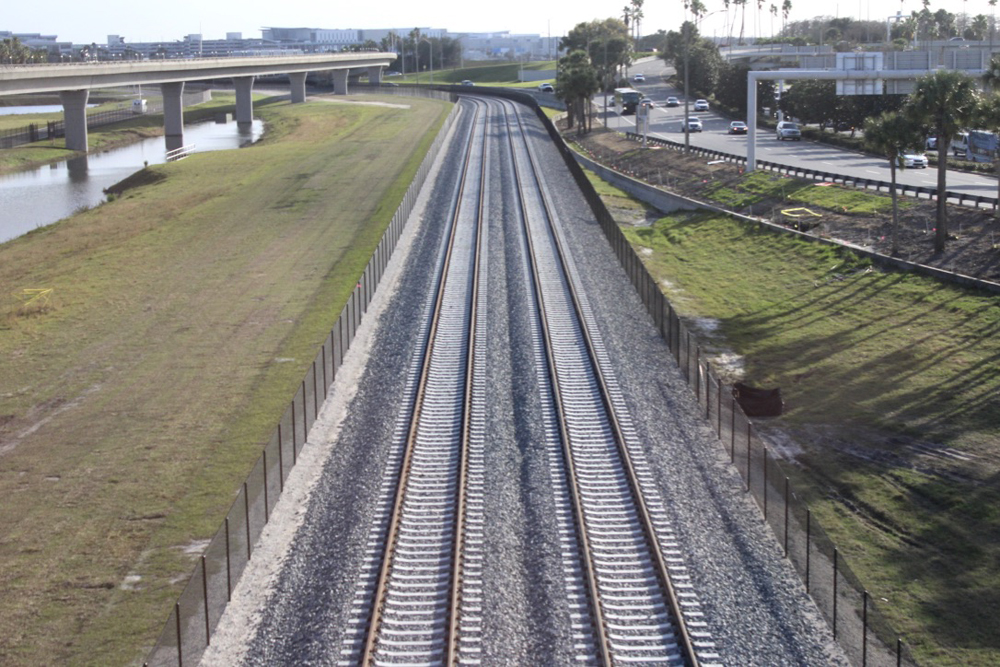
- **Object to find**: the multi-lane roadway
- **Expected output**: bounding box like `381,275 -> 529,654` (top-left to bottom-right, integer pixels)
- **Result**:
603,59 -> 999,202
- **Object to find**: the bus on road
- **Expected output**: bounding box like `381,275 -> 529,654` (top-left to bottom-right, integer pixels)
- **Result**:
614,87 -> 642,115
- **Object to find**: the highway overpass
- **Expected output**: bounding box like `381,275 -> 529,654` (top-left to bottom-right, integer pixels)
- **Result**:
0,52 -> 396,151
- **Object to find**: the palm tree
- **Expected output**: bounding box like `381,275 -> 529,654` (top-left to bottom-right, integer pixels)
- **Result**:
970,14 -> 989,40
982,53 -> 1000,92
906,69 -> 981,252
555,49 -> 599,134
863,112 -> 924,254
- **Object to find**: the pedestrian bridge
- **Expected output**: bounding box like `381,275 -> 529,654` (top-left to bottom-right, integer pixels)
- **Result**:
0,52 -> 396,151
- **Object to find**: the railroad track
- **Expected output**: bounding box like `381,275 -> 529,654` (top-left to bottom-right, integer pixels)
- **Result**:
338,97 -> 489,665
499,98 -> 719,666
336,96 -> 720,665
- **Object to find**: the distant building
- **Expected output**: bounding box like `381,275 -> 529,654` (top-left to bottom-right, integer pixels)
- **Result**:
2,25 -> 560,62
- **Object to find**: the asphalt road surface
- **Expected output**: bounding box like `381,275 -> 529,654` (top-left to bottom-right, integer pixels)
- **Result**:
604,58 -> 999,202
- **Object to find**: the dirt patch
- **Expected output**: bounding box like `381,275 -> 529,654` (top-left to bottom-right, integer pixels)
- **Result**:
571,125 -> 1000,283
103,167 -> 167,197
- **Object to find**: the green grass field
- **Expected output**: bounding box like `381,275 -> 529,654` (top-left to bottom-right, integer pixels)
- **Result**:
0,94 -> 451,665
618,202 -> 1000,665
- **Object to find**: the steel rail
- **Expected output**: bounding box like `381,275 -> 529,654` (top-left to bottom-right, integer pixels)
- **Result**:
446,96 -> 490,665
360,98 -> 487,665
506,98 -> 702,666
499,99 -> 613,667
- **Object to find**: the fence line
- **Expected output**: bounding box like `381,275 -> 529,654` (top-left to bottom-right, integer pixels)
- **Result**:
537,101 -> 918,667
143,90 -> 458,667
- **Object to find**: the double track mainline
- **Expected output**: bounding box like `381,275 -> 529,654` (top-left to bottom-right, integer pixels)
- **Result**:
337,97 -> 719,666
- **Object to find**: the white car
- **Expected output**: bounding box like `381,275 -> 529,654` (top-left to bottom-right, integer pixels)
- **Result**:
684,116 -> 703,132
634,73 -> 646,82
537,82 -> 554,93
776,121 -> 802,140
902,152 -> 929,168
693,99 -> 709,112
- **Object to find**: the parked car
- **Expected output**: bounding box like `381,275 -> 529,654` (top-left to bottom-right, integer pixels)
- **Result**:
537,82 -> 554,93
776,121 -> 802,140
728,121 -> 748,134
684,116 -> 703,132
634,73 -> 646,82
461,80 -> 475,86
902,152 -> 929,168
693,99 -> 710,112
665,96 -> 680,107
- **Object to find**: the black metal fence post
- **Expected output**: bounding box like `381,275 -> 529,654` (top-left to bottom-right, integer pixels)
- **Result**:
805,510 -> 812,593
783,476 -> 789,558
833,547 -> 839,638
202,555 -> 210,644
730,395 -> 736,463
717,376 -> 722,436
301,381 -> 307,445
225,518 -> 231,602
263,450 -> 269,522
763,446 -> 770,519
244,482 -> 251,559
175,602 -> 183,667
863,590 -> 869,666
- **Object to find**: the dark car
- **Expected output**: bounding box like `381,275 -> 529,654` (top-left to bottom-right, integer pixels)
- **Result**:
665,96 -> 680,107
728,121 -> 748,134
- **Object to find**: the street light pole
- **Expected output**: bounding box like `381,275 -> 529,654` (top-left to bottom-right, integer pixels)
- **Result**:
684,21 -> 691,152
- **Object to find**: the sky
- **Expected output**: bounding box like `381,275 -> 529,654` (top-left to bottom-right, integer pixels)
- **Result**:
5,0 -> 1000,46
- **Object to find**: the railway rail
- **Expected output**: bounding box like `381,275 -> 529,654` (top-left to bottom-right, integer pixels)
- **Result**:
336,96 -> 720,665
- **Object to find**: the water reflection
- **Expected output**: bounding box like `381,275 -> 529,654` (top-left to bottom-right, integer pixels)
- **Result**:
0,119 -> 263,244
66,155 -> 89,184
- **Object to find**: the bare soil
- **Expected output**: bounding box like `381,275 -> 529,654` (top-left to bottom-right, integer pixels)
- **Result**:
570,125 -> 1000,284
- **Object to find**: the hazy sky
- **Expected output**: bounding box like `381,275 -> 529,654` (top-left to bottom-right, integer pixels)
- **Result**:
5,0 -> 1000,45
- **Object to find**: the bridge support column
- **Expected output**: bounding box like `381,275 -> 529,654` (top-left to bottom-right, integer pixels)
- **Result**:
289,72 -> 307,103
60,89 -> 90,152
332,69 -> 349,96
161,82 -> 186,152
233,76 -> 255,128
367,66 -> 383,87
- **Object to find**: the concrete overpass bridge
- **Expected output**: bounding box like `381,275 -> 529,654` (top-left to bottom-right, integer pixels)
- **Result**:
0,52 -> 396,151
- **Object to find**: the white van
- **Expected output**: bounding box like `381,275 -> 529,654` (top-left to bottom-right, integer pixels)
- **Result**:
131,99 -> 148,114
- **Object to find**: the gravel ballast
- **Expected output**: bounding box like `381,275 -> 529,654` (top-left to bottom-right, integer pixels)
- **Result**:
203,98 -> 849,666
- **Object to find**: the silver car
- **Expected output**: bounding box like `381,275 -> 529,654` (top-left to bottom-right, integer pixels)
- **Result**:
776,121 -> 802,141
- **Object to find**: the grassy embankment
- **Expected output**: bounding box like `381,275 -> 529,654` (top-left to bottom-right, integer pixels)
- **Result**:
0,92 -> 275,175
394,60 -> 557,87
0,94 -> 451,666
583,169 -> 1000,666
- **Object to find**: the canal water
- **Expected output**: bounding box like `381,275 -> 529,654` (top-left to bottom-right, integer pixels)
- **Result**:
0,104 -> 98,115
0,119 -> 264,244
